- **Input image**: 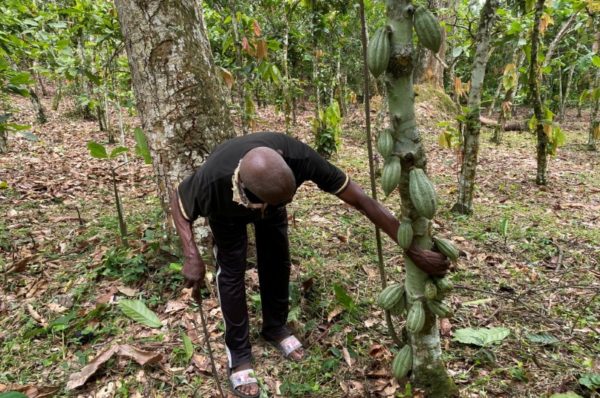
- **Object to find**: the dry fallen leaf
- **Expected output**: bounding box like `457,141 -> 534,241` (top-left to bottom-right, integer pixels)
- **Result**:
327,306 -> 344,323
165,300 -> 187,314
66,345 -> 162,390
117,285 -> 138,297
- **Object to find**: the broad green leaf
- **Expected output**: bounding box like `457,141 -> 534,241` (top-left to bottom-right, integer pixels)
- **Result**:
333,284 -> 355,311
182,333 -> 194,361
110,146 -> 129,159
549,393 -> 583,398
0,392 -> 29,398
87,141 -> 108,159
592,55 -> 600,68
453,327 -> 510,347
525,332 -> 559,345
134,127 -> 152,164
17,131 -> 38,140
169,262 -> 183,272
579,373 -> 600,390
118,299 -> 162,328
9,72 -> 33,85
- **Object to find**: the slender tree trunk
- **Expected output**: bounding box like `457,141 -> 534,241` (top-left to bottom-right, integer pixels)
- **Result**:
529,0 -> 548,185
114,0 -> 235,237
491,51 -> 524,144
0,130 -> 7,153
588,21 -> 599,151
228,0 -> 248,135
29,89 -> 47,124
452,0 -> 498,215
384,2 -> 457,395
283,8 -> 292,133
559,64 -> 575,121
487,79 -> 503,117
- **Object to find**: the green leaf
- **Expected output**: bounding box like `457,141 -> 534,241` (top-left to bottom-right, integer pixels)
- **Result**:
182,333 -> 194,361
333,284 -> 355,312
453,327 -> 510,347
134,128 -> 152,164
579,373 -> 600,390
17,131 -> 38,140
549,393 -> 583,398
0,392 -> 29,398
87,141 -> 108,159
525,332 -> 559,345
592,55 -> 600,68
118,299 -> 162,328
0,181 -> 8,189
9,72 -> 33,85
168,262 -> 183,272
110,146 -> 129,159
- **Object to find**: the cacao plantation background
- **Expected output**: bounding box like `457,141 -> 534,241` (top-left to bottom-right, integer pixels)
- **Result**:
1,0 -> 599,397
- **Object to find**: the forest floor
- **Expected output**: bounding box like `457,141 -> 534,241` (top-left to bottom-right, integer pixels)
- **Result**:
1,89 -> 599,398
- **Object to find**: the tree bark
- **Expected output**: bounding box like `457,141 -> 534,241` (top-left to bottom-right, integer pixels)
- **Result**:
384,1 -> 457,395
588,18 -> 599,151
452,0 -> 498,215
529,0 -> 548,185
558,64 -> 575,121
114,0 -> 235,235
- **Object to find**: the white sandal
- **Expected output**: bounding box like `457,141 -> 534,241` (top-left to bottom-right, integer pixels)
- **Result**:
228,368 -> 259,398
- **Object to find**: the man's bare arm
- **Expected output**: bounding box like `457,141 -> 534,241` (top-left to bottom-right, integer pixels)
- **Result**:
170,190 -> 205,286
337,180 -> 399,242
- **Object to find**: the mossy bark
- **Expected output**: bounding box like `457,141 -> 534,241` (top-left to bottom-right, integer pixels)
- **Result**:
452,0 -> 498,215
528,0 -> 548,185
384,1 -> 457,396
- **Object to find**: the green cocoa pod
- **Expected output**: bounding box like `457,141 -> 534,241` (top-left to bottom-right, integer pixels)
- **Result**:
367,26 -> 391,77
409,168 -> 437,219
396,221 -> 414,250
392,345 -> 413,380
377,130 -> 394,159
434,277 -> 454,293
413,7 -> 442,53
427,300 -> 453,318
424,280 -> 437,300
433,237 -> 460,261
389,291 -> 407,315
406,300 -> 426,333
377,283 -> 405,311
382,156 -> 401,197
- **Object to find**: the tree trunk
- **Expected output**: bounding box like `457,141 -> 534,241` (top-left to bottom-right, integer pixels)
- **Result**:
588,20 -> 599,151
228,0 -> 248,135
114,0 -> 235,235
529,0 -> 548,185
491,51 -> 524,144
452,0 -> 498,215
0,130 -> 7,154
29,89 -> 47,124
384,2 -> 457,396
559,64 -> 575,121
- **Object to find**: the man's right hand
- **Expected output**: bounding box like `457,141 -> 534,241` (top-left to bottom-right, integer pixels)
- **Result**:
182,256 -> 205,288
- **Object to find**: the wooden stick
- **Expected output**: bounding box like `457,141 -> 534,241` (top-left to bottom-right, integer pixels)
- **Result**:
193,285 -> 225,398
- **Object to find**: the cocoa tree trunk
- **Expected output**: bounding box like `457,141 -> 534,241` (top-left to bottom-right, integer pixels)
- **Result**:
452,0 -> 498,215
0,130 -> 7,154
559,64 -> 575,121
384,2 -> 457,395
114,0 -> 235,237
529,0 -> 548,185
29,89 -> 47,124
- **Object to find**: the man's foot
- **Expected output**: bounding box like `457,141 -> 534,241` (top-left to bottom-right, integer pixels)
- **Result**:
229,363 -> 259,398
273,335 -> 304,361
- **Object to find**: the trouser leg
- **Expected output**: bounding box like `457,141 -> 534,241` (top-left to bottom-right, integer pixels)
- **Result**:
254,207 -> 291,341
209,218 -> 251,369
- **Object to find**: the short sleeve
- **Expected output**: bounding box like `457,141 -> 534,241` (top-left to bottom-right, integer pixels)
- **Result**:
294,144 -> 349,195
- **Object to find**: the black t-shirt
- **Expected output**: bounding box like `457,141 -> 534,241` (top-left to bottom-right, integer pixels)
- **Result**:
177,132 -> 348,220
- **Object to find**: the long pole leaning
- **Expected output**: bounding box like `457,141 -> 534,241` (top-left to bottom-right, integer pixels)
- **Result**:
358,0 -> 401,347
192,285 -> 226,398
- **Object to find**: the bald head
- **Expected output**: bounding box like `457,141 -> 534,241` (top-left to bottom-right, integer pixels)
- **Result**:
239,147 -> 296,205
